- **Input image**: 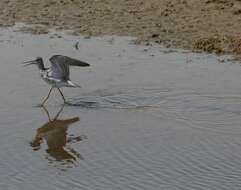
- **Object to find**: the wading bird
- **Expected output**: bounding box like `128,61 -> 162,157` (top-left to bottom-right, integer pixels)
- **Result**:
23,55 -> 90,105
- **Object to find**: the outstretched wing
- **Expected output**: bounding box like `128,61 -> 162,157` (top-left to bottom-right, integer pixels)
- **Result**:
49,55 -> 90,80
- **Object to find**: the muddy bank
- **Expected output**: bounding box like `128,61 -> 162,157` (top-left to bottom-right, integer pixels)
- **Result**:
1,0 -> 241,55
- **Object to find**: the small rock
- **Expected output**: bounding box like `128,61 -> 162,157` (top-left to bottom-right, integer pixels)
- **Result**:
151,33 -> 159,38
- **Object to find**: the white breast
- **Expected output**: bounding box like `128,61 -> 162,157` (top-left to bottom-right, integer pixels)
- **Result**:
39,69 -> 65,87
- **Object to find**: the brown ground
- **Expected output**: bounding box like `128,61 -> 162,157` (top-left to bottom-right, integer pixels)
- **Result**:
1,0 -> 241,55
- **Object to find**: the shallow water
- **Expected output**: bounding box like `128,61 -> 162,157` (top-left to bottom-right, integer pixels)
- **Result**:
1,26 -> 241,190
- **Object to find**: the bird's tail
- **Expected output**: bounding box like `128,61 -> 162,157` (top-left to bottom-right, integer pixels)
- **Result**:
67,80 -> 81,88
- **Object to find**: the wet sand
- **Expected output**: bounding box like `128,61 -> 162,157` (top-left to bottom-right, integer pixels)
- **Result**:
1,0 -> 241,55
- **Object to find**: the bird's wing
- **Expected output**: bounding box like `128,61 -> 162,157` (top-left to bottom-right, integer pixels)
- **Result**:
49,56 -> 70,80
49,55 -> 90,80
50,55 -> 90,67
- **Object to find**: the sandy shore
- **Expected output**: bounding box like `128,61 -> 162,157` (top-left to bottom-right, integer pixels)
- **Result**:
1,0 -> 241,55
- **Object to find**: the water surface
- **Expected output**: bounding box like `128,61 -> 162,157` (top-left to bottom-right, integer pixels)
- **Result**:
0,27 -> 241,190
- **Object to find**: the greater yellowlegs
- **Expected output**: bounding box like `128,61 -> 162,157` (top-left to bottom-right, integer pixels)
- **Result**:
23,55 -> 90,105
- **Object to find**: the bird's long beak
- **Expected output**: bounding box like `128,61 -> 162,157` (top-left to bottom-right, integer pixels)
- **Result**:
22,60 -> 37,67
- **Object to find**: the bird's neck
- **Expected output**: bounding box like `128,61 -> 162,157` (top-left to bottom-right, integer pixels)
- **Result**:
38,62 -> 46,71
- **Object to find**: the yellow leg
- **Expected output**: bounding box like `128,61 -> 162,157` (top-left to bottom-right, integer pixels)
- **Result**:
41,87 -> 53,106
57,88 -> 66,103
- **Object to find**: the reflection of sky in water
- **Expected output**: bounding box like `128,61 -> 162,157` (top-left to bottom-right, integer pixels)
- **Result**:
0,25 -> 241,189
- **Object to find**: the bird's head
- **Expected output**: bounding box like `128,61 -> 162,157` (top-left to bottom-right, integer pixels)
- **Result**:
22,57 -> 45,70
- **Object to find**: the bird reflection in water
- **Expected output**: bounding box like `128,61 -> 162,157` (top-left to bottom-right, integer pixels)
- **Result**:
30,105 -> 86,165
